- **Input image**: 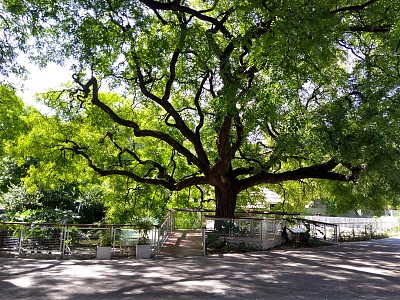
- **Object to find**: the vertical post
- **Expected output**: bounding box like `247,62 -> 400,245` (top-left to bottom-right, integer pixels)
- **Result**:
202,225 -> 206,257
369,223 -> 373,239
334,225 -> 338,244
18,225 -> 23,253
169,210 -> 172,232
171,210 -> 174,232
151,224 -> 156,255
111,226 -> 115,255
273,216 -> 276,241
156,225 -> 161,254
60,225 -> 65,256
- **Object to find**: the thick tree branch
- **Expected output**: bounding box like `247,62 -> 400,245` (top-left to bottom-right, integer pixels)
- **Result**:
72,75 -> 209,172
348,25 -> 391,33
330,0 -> 379,14
133,55 -> 164,103
102,131 -> 174,182
237,160 -> 358,192
329,0 -> 391,33
210,116 -> 232,175
194,72 -> 209,135
217,116 -> 232,158
134,53 -> 211,167
231,114 -> 244,155
163,50 -> 180,102
62,139 -> 209,191
139,0 -> 232,37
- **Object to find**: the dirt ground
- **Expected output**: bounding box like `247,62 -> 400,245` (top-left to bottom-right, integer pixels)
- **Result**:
1,237 -> 399,299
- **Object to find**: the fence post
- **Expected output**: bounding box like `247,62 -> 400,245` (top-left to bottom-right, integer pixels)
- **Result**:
17,225 -> 23,253
60,225 -> 65,257
369,223 -> 373,239
334,225 -> 338,244
156,225 -> 161,254
202,225 -> 206,257
111,226 -> 115,256
172,210 -> 176,231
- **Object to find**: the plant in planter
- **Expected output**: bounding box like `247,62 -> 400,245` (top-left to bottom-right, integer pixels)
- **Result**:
96,228 -> 112,260
135,219 -> 154,259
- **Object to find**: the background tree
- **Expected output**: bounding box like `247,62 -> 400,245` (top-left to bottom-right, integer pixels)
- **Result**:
3,0 -> 400,218
0,84 -> 27,152
0,95 -> 107,223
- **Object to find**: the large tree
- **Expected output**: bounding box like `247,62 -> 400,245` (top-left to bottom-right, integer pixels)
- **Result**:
4,0 -> 400,217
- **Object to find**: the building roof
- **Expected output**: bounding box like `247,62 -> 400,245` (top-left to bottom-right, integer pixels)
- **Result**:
247,188 -> 282,209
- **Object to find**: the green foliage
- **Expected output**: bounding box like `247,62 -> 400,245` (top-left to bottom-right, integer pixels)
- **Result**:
0,156 -> 38,193
0,157 -> 106,223
0,84 -> 27,154
0,207 -> 78,224
2,0 -> 400,218
135,218 -> 154,245
174,211 -> 201,230
206,231 -> 261,254
98,228 -> 112,246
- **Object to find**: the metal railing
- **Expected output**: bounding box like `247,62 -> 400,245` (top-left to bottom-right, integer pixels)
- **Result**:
0,220 -> 171,259
201,215 -> 341,255
202,215 -> 283,255
304,216 -> 400,241
290,218 -> 339,244
153,210 -> 174,254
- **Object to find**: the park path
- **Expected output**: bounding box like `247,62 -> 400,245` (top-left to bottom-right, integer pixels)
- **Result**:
159,230 -> 203,257
1,236 -> 400,299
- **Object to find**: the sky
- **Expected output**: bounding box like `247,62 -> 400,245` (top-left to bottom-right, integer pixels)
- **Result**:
9,60 -> 73,112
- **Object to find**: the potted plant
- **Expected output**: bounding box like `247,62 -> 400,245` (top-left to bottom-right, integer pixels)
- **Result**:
135,219 -> 153,259
96,228 -> 112,260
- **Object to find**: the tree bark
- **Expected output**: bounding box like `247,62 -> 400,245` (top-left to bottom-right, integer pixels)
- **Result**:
215,182 -> 237,218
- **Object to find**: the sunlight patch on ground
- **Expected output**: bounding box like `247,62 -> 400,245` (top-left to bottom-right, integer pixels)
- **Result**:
174,279 -> 229,294
118,271 -> 137,276
143,271 -> 185,281
334,264 -> 395,276
59,264 -> 108,278
312,271 -> 349,281
4,276 -> 34,288
253,273 -> 278,282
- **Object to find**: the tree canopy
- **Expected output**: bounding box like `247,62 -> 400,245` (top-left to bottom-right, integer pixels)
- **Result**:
2,0 -> 400,218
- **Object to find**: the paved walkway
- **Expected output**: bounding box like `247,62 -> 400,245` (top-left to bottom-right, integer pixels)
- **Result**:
160,230 -> 203,256
1,237 -> 399,299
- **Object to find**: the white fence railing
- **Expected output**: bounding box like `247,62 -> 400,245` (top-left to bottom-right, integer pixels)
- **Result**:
202,216 -> 276,255
304,216 -> 400,241
290,218 -> 339,244
202,215 -> 319,255
153,210 -> 174,254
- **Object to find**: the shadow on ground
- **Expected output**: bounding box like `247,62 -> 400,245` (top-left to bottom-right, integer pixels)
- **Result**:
1,237 -> 399,300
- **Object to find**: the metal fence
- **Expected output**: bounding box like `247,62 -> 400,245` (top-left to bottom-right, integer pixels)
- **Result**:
304,216 -> 400,241
153,210 -> 174,254
0,211 -> 174,259
202,215 -> 341,255
2,212 -> 398,258
290,217 -> 339,244
202,215 -> 284,254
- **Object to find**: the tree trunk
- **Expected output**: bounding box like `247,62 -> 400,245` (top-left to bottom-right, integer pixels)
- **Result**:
215,183 -> 237,218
